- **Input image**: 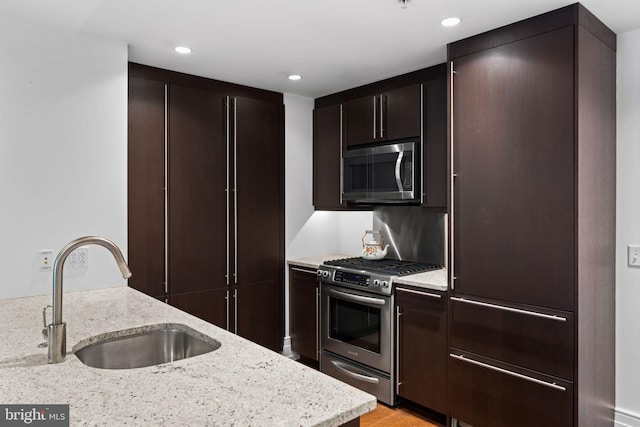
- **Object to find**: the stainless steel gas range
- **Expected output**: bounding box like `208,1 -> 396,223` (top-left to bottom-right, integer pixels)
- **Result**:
317,257 -> 440,405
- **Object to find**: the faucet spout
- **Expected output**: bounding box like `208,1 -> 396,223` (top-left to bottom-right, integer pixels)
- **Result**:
48,236 -> 131,363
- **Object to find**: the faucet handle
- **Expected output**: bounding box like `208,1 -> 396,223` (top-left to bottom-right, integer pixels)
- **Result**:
42,305 -> 52,339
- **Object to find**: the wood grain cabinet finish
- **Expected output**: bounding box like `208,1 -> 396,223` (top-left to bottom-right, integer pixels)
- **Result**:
344,84 -> 421,148
289,266 -> 320,362
128,63 -> 285,352
448,4 -> 616,427
313,64 -> 447,210
395,286 -> 447,415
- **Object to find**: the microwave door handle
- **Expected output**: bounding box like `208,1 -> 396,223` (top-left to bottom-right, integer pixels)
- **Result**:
395,151 -> 404,192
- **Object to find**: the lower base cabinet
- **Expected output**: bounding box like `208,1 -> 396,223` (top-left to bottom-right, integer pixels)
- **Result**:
289,266 -> 320,363
395,286 -> 447,414
449,352 -> 573,427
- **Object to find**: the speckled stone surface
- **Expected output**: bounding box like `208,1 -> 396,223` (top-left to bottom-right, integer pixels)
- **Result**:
394,268 -> 448,291
0,287 -> 376,426
287,255 -> 353,270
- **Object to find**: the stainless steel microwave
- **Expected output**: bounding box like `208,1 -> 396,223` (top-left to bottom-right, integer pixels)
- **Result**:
342,141 -> 419,204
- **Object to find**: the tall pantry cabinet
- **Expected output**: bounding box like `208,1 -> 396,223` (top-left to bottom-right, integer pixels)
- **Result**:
128,63 -> 285,352
448,4 -> 615,427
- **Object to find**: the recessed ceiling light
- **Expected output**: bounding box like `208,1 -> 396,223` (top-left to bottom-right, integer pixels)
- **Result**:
174,46 -> 192,54
288,74 -> 302,81
441,17 -> 461,27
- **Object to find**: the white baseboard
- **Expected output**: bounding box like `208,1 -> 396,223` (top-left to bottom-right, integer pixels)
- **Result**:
281,336 -> 298,359
616,409 -> 640,427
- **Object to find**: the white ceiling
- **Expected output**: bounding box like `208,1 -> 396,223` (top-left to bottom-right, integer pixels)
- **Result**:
1,0 -> 639,98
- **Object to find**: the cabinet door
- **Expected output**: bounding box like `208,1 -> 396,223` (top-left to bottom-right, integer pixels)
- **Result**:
449,351 -> 573,427
233,96 -> 283,286
452,27 -> 575,311
345,95 -> 375,147
128,77 -> 166,299
168,84 -> 228,295
422,78 -> 447,208
289,267 -> 319,362
170,288 -> 228,329
313,104 -> 344,210
396,287 -> 447,414
383,84 -> 421,141
234,280 -> 283,352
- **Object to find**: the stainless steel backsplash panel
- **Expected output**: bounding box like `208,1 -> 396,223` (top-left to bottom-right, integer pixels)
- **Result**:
372,206 -> 446,266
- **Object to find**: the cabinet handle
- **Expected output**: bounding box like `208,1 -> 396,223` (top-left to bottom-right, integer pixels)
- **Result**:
316,286 -> 320,360
396,287 -> 442,299
225,289 -> 230,331
233,97 -> 238,285
330,360 -> 380,384
225,96 -> 231,286
449,61 -> 456,290
373,95 -> 377,139
379,94 -> 385,139
450,353 -> 567,392
420,83 -> 425,205
234,288 -> 238,334
164,84 -> 169,296
339,104 -> 344,205
450,297 -> 567,322
396,306 -> 402,394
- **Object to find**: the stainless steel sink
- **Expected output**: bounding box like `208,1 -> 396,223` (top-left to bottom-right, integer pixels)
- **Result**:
73,324 -> 221,369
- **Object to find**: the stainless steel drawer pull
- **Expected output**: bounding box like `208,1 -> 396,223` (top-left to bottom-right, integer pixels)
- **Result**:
330,360 -> 380,384
450,353 -> 567,392
396,287 -> 442,299
450,297 -> 567,322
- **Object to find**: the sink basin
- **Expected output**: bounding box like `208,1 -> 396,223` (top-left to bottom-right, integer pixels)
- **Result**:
73,323 -> 221,369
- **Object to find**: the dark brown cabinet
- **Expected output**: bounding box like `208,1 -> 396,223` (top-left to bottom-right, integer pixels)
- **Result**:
289,266 -> 320,364
395,286 -> 447,415
313,103 -> 345,210
128,63 -> 284,352
344,84 -> 421,148
448,5 -> 616,427
313,65 -> 447,210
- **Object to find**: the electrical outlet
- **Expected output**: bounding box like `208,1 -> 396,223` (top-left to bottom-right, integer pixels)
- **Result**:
38,249 -> 53,272
629,245 -> 640,268
67,247 -> 88,269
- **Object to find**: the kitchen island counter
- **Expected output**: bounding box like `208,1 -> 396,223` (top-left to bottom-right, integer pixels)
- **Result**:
0,287 -> 375,426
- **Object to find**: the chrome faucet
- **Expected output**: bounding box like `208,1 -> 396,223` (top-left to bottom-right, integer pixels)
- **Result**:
46,236 -> 132,363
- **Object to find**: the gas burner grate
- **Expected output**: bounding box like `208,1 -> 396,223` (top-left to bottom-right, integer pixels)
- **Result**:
324,257 -> 441,276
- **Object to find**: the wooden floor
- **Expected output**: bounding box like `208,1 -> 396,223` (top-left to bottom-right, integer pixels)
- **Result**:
360,403 -> 444,427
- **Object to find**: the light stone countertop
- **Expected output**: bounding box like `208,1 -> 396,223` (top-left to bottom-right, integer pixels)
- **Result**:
0,287 -> 376,426
288,256 -> 448,291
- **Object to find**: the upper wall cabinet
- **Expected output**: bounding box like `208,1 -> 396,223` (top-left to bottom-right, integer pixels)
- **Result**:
313,65 -> 447,211
344,84 -> 421,148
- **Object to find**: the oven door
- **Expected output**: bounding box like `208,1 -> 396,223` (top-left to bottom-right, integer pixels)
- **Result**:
321,283 -> 393,373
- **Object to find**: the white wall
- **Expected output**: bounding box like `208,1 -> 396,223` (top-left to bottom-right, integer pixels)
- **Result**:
283,93 -> 372,341
616,28 -> 640,427
0,15 -> 128,299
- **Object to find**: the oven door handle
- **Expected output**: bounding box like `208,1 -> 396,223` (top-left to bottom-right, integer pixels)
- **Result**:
325,288 -> 387,306
330,360 -> 380,384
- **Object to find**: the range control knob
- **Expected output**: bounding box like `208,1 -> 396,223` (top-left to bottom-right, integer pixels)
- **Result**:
373,279 -> 380,287
316,270 -> 323,277
322,271 -> 330,278
381,281 -> 389,288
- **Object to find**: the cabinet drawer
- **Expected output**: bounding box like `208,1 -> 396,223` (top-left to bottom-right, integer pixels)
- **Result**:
450,297 -> 573,380
449,352 -> 573,427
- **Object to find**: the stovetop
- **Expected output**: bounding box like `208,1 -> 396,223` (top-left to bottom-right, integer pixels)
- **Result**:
318,257 -> 441,295
324,257 -> 441,276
